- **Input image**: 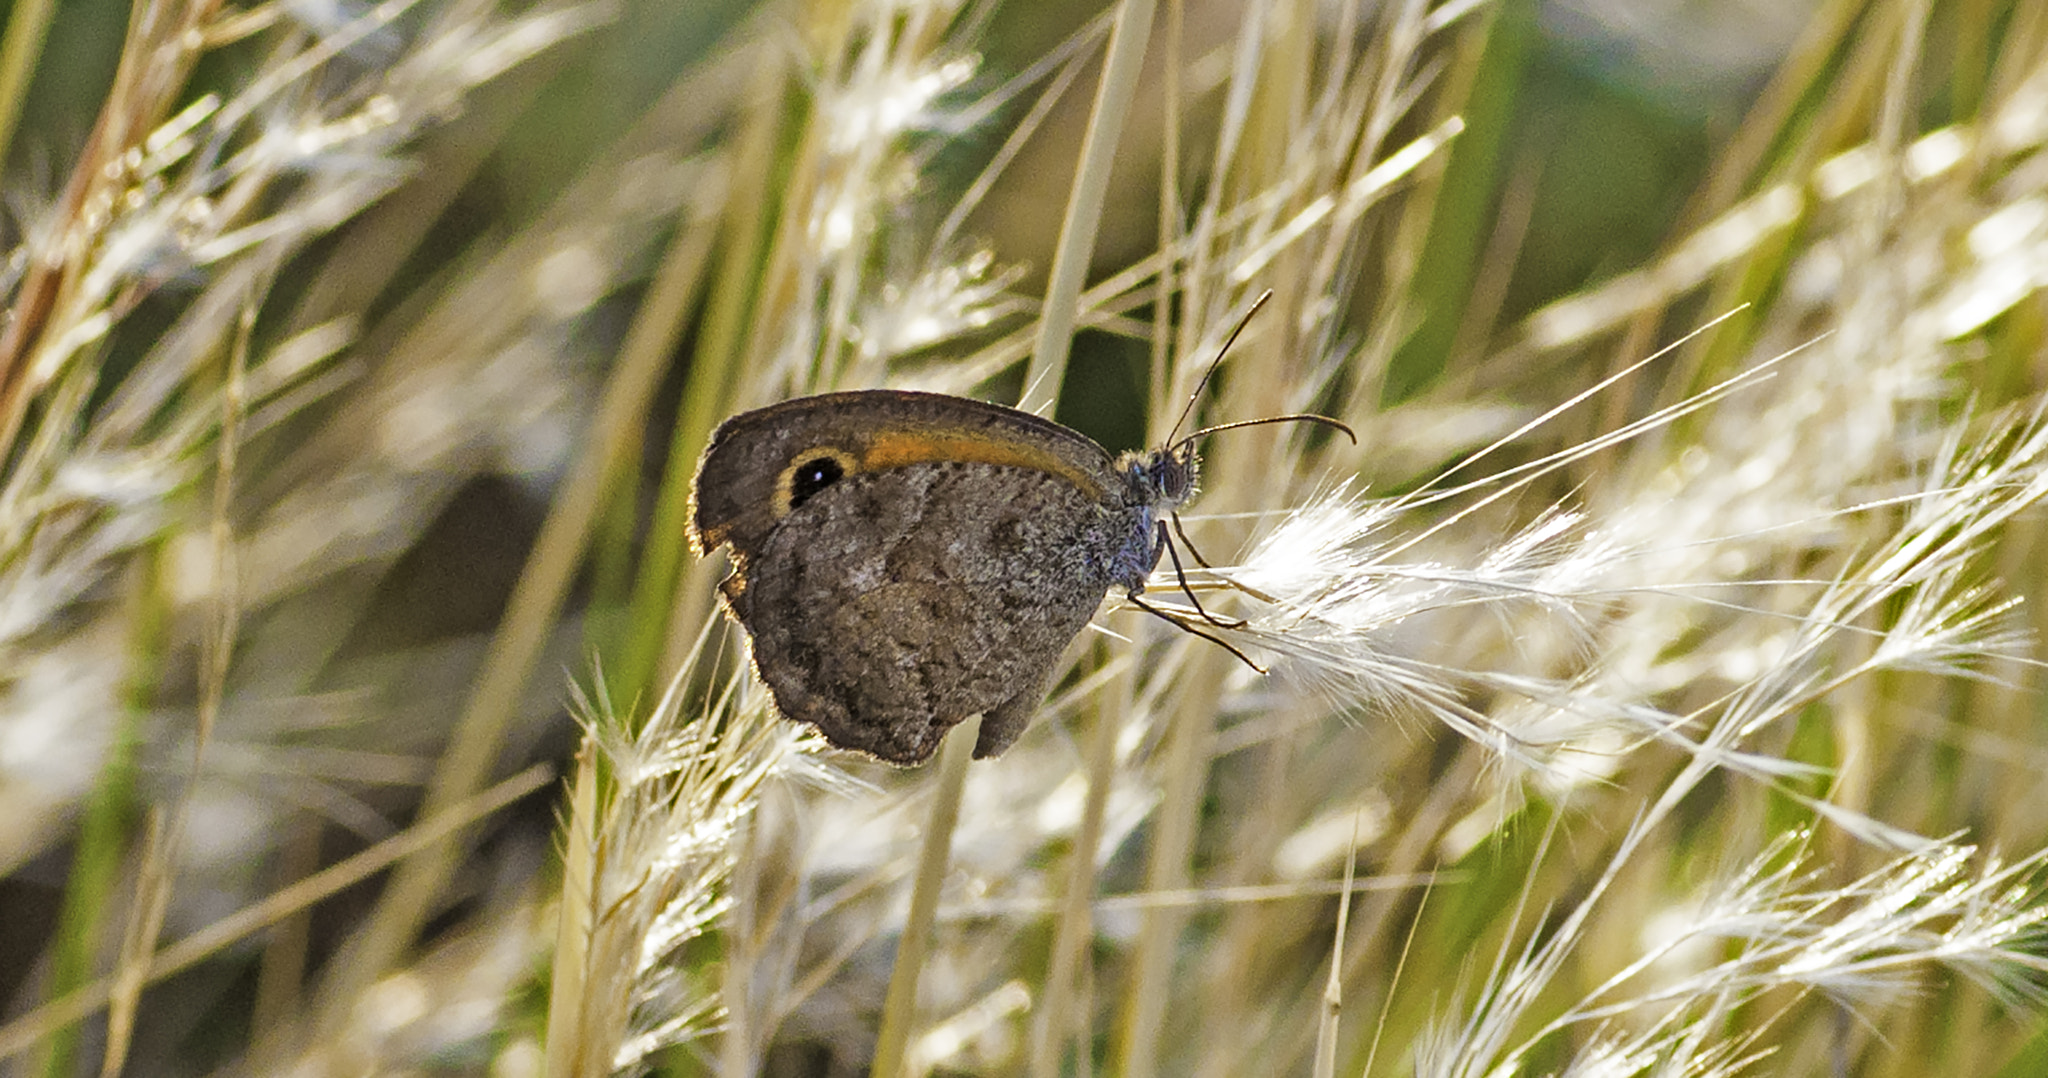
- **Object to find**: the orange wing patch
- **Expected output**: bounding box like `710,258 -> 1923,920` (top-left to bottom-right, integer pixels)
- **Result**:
862,430 -> 1109,499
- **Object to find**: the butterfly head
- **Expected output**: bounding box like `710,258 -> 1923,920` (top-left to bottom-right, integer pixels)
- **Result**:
1119,439 -> 1200,513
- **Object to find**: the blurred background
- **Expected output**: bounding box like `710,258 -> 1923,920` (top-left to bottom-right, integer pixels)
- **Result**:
6,0 -> 2048,1075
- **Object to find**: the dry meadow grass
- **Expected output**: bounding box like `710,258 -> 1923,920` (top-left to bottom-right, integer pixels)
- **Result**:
5,1 -> 2048,1076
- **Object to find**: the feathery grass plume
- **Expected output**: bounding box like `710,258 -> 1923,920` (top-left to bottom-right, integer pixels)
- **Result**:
545,647 -> 818,1078
1417,831 -> 2048,1078
0,0 -> 612,870
0,0 -> 634,1071
1371,12 -> 2048,1077
1176,358 -> 2047,793
739,0 -> 1013,400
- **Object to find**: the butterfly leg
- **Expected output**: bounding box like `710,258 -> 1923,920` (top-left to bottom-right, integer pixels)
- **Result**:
1127,593 -> 1267,674
1156,520 -> 1248,630
1171,512 -> 1215,569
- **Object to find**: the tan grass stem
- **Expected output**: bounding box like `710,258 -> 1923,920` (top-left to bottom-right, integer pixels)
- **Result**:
631,62 -> 787,701
1021,0 -> 1159,414
542,740 -> 599,1078
1311,816 -> 1364,1078
1113,656 -> 1224,1078
1029,649 -> 1119,1076
0,0 -> 54,172
1147,0 -> 1184,421
95,280 -> 258,1078
872,713 -> 979,1078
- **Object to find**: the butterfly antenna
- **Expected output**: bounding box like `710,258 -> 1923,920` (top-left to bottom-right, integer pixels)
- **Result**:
1164,289 -> 1274,445
1179,412 -> 1358,451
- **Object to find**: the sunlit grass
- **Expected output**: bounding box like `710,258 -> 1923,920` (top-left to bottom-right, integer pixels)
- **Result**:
4,1 -> 2048,1076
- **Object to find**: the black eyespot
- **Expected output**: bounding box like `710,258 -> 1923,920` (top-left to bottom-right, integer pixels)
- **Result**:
788,454 -> 845,509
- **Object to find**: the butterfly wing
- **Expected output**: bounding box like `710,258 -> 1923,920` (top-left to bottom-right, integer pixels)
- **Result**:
726,459 -> 1132,763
